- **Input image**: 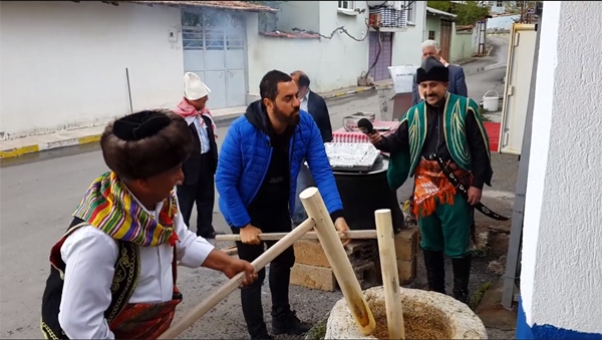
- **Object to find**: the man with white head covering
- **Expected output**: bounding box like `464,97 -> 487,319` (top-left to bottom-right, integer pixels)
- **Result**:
173,72 -> 222,239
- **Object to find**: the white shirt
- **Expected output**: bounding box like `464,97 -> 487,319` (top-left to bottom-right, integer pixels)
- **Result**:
300,91 -> 310,113
185,116 -> 211,154
57,195 -> 215,339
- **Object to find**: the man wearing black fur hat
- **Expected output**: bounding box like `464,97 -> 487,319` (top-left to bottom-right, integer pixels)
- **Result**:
40,110 -> 257,339
367,56 -> 493,303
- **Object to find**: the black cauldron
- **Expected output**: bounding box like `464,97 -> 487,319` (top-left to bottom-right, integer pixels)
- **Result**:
333,157 -> 405,233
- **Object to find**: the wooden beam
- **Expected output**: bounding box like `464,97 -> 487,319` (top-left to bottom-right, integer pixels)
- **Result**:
215,230 -> 378,242
300,187 -> 376,336
157,218 -> 316,339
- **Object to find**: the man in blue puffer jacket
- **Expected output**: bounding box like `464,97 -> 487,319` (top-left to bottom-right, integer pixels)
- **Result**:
216,70 -> 350,339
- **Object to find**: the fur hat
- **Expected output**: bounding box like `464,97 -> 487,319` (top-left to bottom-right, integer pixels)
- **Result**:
101,110 -> 193,180
416,56 -> 449,84
184,72 -> 211,101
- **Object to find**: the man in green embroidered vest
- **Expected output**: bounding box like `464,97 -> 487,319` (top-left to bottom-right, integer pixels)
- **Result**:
40,110 -> 258,339
368,56 -> 493,303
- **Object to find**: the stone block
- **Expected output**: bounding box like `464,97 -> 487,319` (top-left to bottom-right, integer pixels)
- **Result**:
293,239 -> 378,268
345,240 -> 378,263
394,227 -> 419,261
293,240 -> 331,268
397,257 -> 417,285
290,263 -> 337,291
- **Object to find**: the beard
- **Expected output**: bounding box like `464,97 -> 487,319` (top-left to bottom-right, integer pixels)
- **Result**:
274,106 -> 300,126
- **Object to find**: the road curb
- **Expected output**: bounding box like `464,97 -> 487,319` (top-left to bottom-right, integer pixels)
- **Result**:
322,86 -> 376,99
0,134 -> 102,159
212,112 -> 245,125
1,87 -> 378,160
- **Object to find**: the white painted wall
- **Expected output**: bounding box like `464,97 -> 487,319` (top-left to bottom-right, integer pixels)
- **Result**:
0,1 -> 183,139
391,0 -> 427,67
521,1 -> 602,333
246,1 -> 369,96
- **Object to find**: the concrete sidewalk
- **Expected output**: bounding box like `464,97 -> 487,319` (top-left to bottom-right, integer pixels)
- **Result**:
0,85 -> 375,159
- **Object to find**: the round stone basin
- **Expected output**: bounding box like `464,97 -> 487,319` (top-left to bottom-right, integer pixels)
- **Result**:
325,286 -> 488,339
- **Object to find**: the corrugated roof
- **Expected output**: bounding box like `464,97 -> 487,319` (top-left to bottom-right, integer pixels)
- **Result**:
426,6 -> 457,18
97,1 -> 277,13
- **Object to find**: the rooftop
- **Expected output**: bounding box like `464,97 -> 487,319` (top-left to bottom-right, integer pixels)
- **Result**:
91,1 -> 277,13
426,6 -> 457,18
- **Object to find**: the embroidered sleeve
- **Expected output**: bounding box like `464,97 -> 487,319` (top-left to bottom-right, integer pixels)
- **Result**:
466,108 -> 491,189
378,120 -> 410,153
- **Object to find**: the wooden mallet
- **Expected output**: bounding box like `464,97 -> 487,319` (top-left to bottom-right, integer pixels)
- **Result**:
300,187 -> 376,336
157,218 -> 316,339
215,230 -> 378,242
375,209 -> 405,339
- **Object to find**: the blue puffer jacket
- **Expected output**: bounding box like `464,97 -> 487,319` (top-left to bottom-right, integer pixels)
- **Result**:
216,101 -> 343,228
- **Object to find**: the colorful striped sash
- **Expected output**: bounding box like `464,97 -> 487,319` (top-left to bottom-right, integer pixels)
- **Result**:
73,171 -> 179,247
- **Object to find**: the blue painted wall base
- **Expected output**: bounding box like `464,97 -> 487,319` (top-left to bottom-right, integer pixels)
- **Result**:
516,296 -> 602,339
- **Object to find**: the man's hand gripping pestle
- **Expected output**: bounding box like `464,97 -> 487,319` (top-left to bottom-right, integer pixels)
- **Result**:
157,218 -> 316,339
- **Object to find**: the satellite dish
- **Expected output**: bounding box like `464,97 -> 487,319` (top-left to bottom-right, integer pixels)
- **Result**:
367,1 -> 388,7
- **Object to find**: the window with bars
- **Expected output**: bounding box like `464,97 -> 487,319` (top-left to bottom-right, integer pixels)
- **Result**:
181,8 -> 246,51
338,1 -> 354,9
182,28 -> 204,50
428,30 -> 435,40
226,32 -> 245,50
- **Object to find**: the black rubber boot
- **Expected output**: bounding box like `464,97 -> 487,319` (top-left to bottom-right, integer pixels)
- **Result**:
451,256 -> 472,304
271,310 -> 311,336
250,332 -> 273,340
422,250 -> 446,294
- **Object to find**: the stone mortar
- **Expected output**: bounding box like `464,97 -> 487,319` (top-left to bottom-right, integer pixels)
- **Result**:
325,286 -> 488,339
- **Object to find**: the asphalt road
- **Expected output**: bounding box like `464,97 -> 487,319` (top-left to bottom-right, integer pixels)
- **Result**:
0,41 -> 515,339
464,35 -> 509,105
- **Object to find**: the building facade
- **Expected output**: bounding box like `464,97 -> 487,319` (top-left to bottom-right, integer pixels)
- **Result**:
0,0 -> 273,139
516,1 -> 602,338
0,0 -> 427,139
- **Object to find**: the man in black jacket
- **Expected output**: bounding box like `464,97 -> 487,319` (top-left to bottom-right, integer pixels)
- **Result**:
290,71 -> 333,225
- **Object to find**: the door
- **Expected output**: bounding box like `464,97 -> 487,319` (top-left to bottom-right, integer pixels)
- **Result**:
182,10 -> 247,109
368,32 -> 393,82
440,20 -> 452,61
499,24 -> 537,155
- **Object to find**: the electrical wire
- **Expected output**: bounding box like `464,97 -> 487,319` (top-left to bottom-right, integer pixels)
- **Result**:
292,1 -> 416,82
291,20 -> 369,42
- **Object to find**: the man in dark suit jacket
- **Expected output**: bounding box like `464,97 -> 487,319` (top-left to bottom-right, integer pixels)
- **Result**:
290,71 -> 333,225
291,71 -> 333,143
411,40 -> 468,105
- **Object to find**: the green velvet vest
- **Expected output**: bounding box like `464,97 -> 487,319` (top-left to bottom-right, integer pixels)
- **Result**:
387,93 -> 491,190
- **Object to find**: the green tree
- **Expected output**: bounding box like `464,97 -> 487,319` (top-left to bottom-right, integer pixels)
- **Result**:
427,1 -> 491,25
